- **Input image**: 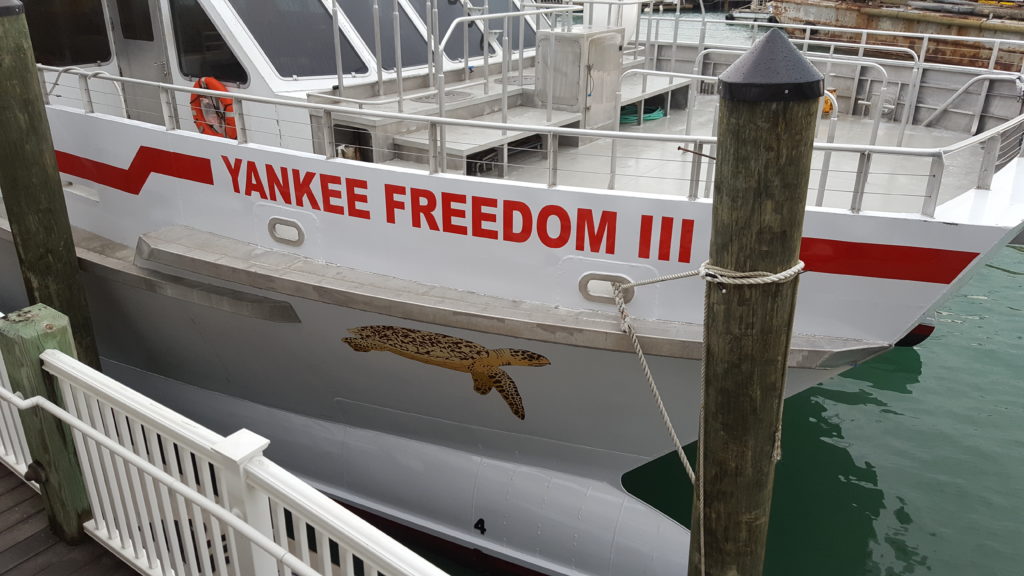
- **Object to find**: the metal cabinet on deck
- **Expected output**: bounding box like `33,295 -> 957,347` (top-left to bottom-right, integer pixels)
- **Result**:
535,25 -> 624,132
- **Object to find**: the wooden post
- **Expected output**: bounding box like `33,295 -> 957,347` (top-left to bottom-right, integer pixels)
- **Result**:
0,304 -> 92,542
689,29 -> 823,574
0,0 -> 100,371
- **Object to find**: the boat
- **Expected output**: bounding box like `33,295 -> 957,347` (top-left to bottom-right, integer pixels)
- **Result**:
1,1 -> 1022,574
726,0 -> 778,22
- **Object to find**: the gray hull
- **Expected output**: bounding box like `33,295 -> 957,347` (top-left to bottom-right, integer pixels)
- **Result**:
0,226 -> 845,576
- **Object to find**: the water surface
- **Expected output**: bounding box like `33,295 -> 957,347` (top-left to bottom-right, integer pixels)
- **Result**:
767,245 -> 1024,575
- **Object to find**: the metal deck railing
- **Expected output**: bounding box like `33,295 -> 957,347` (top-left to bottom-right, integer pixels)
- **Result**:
35,14 -> 1024,218
0,342 -> 449,576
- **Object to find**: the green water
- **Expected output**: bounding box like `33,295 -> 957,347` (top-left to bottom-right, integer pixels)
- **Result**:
419,245 -> 1024,574
766,244 -> 1024,575
628,245 -> 1024,574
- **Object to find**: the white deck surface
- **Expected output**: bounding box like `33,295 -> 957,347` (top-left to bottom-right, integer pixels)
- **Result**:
393,106 -> 580,153
385,93 -> 984,215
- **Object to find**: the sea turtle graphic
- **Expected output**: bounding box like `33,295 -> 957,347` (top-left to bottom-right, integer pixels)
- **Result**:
342,325 -> 550,420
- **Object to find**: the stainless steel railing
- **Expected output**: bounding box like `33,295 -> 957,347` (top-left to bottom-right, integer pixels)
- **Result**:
37,37 -> 1023,218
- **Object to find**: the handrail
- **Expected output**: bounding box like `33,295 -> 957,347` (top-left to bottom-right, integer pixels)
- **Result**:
247,459 -> 447,576
38,63 -> 1024,217
38,64 -> 717,146
528,0 -> 649,57
0,347 -> 452,576
693,48 -> 892,145
720,18 -> 1024,51
316,79 -> 487,109
430,5 -> 582,141
617,68 -> 717,125
795,39 -> 920,66
0,361 -> 319,576
437,6 -> 580,54
609,70 -> 717,189
938,106 -> 1024,154
921,73 -> 1023,127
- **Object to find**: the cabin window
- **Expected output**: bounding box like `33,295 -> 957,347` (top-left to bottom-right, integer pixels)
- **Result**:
485,0 -> 537,50
405,0 -> 494,60
169,0 -> 248,84
343,2 -> 428,70
224,0 -> 368,78
22,0 -> 111,66
115,0 -> 154,42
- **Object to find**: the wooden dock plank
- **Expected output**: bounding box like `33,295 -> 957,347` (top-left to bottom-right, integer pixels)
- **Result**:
0,470 -> 140,576
70,550 -> 141,576
0,485 -> 36,516
0,474 -> 23,496
0,496 -> 44,534
22,540 -> 107,576
0,510 -> 49,554
0,525 -> 59,571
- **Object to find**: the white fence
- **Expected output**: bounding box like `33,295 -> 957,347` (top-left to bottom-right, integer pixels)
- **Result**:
0,347 -> 449,576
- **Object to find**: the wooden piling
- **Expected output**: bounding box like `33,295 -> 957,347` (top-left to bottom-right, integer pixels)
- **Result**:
0,304 -> 91,543
0,0 -> 100,371
688,29 -> 823,574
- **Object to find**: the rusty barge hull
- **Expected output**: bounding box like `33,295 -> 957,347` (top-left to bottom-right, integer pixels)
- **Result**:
773,0 -> 1024,70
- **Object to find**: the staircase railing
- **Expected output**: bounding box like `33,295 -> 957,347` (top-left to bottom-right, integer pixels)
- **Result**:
0,341 -> 449,576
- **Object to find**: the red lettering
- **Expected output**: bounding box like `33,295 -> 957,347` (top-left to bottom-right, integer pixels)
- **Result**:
441,192 -> 468,235
410,188 -> 439,231
222,156 -> 243,194
638,214 -> 654,259
244,162 -> 268,199
346,179 -> 371,220
576,209 -> 616,254
384,184 -> 406,224
266,165 -> 292,205
471,196 -> 499,240
503,200 -> 532,243
678,219 -> 694,263
320,174 -> 344,215
537,205 -> 572,249
658,216 -> 674,261
292,169 -> 319,210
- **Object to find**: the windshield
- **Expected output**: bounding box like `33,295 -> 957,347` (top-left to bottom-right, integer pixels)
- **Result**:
406,0 -> 492,60
486,0 -> 537,50
225,0 -> 367,77
344,1 -> 429,70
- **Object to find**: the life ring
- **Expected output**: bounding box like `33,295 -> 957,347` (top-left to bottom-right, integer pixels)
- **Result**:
190,77 -> 237,139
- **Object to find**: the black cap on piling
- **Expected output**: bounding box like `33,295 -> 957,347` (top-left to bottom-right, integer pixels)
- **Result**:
719,28 -> 824,103
0,0 -> 23,17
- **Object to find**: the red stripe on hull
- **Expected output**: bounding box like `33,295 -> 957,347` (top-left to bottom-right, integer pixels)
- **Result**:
55,147 -> 213,195
53,149 -> 980,285
801,238 -> 978,284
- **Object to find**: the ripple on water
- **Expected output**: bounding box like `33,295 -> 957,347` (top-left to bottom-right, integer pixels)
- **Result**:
767,246 -> 1024,576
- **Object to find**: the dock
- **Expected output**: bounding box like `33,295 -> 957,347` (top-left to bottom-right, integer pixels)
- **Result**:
0,465 -> 134,576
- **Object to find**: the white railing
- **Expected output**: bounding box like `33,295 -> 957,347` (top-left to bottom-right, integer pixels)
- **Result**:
0,347 -> 449,576
0,318 -> 34,482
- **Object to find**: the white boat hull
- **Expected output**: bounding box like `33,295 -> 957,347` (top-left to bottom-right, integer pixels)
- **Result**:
0,213 -> 843,576
0,93 -> 1018,576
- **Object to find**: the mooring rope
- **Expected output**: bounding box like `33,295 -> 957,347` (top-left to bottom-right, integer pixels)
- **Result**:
612,259 -> 804,575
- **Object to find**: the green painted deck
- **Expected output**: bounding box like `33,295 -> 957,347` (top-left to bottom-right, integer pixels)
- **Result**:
0,464 -> 137,576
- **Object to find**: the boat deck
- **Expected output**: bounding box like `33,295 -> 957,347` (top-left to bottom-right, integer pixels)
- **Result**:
322,67 -> 686,116
384,93 -> 983,215
0,465 -> 135,576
